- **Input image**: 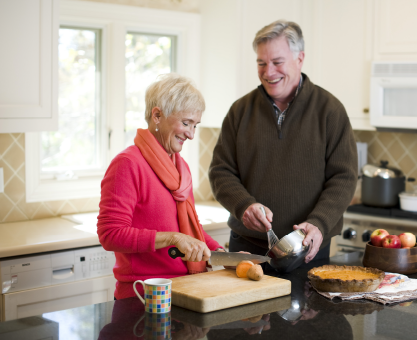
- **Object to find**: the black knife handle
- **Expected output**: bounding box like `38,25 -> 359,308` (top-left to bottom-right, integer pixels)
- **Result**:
168,247 -> 185,259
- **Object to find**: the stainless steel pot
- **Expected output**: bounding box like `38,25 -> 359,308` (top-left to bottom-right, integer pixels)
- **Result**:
265,229 -> 310,273
361,160 -> 405,207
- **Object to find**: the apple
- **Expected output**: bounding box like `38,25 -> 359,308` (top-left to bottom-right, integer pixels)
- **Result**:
399,232 -> 416,248
370,229 -> 389,247
382,235 -> 402,249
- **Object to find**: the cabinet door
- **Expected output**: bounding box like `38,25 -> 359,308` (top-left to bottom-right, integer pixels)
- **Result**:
311,0 -> 374,130
374,0 -> 417,58
0,0 -> 58,133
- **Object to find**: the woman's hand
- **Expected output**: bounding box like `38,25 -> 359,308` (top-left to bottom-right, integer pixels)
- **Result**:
172,233 -> 211,262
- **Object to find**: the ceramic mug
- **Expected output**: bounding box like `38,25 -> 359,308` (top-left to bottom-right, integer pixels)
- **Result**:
134,278 -> 172,313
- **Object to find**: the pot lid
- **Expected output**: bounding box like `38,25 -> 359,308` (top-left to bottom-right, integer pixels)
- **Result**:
362,160 -> 404,179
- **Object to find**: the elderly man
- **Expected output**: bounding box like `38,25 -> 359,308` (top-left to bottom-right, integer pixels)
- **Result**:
209,20 -> 357,264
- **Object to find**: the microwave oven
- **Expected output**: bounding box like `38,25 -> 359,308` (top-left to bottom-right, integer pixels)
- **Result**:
370,61 -> 417,129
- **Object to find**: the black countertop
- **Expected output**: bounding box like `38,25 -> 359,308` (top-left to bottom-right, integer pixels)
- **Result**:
1,252 -> 417,340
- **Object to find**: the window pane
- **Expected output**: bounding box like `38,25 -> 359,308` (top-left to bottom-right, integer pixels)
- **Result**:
125,33 -> 174,147
41,28 -> 101,172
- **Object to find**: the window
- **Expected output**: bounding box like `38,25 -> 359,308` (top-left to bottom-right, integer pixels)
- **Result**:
41,27 -> 104,178
125,33 -> 176,147
25,1 -> 201,202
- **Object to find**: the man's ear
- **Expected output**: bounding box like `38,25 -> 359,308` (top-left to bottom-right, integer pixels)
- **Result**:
296,51 -> 305,70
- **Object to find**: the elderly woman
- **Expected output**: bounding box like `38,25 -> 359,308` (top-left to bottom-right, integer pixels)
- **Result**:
97,73 -> 222,300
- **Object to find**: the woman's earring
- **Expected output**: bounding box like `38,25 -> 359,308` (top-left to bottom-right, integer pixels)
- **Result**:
155,124 -> 159,132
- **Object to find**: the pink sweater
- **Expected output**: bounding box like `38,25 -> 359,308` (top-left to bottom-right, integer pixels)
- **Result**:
97,146 -> 221,300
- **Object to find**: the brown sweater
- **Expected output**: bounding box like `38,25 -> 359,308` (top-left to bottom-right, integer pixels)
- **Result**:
209,74 -> 358,250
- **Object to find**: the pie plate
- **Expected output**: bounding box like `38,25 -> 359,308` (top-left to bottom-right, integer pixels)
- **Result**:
307,265 -> 385,293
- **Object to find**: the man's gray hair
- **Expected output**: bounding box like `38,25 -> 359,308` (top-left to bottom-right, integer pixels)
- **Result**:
253,20 -> 304,58
145,73 -> 205,123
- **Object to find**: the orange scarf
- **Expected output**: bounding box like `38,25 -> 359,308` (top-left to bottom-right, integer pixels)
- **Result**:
134,128 -> 207,274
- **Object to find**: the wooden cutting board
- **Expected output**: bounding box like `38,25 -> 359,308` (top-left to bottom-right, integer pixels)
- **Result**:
171,269 -> 291,313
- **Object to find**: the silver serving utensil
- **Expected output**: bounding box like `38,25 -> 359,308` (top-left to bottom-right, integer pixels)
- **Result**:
260,206 -> 279,249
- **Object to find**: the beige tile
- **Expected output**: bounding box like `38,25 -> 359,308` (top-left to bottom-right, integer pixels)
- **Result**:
367,140 -> 384,163
198,177 -> 213,200
3,207 -> 28,223
3,142 -> 25,171
17,164 -> 25,181
409,143 -> 417,162
16,200 -> 43,220
4,175 -> 25,203
31,204 -> 56,220
193,189 -> 205,202
44,200 -> 66,215
79,197 -> 100,212
0,134 -> 14,156
354,131 -> 375,144
68,198 -> 90,212
57,201 -> 78,215
0,160 -> 14,185
398,155 -> 417,176
199,149 -> 213,173
398,132 -> 417,149
207,138 -> 218,153
377,132 -> 396,148
199,169 -> 206,181
387,140 -> 405,160
408,168 -> 417,181
0,194 -> 15,222
16,133 -> 25,149
200,128 -> 214,145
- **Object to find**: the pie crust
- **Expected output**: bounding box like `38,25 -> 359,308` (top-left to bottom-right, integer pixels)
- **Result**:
307,265 -> 385,293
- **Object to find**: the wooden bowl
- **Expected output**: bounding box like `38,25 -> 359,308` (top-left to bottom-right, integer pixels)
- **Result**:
363,242 -> 417,275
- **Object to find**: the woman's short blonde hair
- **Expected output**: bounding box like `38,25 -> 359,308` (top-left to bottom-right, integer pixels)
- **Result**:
145,73 -> 205,123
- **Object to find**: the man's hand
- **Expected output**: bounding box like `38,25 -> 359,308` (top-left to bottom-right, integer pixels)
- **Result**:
293,222 -> 323,263
242,203 -> 273,232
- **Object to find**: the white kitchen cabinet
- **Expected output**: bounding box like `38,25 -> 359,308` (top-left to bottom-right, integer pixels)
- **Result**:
199,0 -> 375,130
309,0 -> 374,131
0,0 -> 59,133
199,0 -> 240,128
373,0 -> 417,59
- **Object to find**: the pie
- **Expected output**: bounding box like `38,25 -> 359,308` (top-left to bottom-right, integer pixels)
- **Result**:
307,265 -> 385,293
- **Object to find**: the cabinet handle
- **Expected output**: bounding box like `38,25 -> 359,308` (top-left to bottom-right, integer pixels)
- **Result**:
363,108 -> 369,113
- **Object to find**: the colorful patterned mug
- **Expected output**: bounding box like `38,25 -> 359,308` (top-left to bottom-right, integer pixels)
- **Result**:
134,278 -> 172,313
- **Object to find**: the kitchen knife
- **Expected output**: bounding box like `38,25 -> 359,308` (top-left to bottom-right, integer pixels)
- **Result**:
168,247 -> 271,266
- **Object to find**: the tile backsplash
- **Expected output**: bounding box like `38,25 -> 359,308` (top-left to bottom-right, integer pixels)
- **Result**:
1,128 -> 417,223
0,130 -> 221,223
354,130 -> 417,192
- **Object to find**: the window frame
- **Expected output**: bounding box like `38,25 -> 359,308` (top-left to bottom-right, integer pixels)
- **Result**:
40,24 -> 106,179
25,0 -> 201,202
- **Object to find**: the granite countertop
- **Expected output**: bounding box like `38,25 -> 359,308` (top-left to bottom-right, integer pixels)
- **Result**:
1,252 -> 416,339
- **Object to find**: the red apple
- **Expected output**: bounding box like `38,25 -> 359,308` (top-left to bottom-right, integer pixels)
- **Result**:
370,229 -> 389,247
382,235 -> 402,249
399,232 -> 416,248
